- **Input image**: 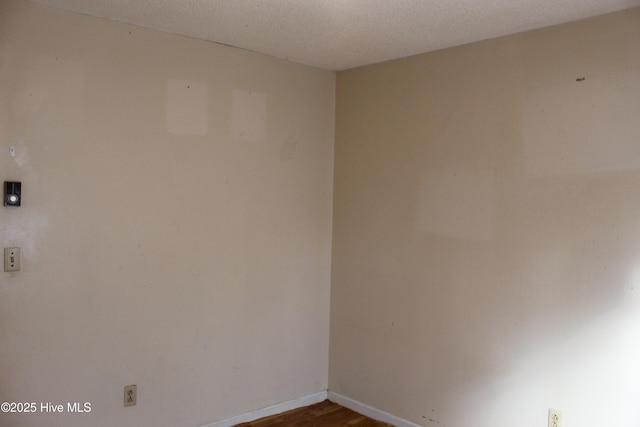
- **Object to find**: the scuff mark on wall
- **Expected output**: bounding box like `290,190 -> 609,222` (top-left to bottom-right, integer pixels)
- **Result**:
279,127 -> 303,161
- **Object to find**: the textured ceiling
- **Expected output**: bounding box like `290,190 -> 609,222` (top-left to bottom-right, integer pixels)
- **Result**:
27,0 -> 640,70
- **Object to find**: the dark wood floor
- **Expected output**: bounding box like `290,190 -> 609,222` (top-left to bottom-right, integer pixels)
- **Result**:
233,400 -> 394,427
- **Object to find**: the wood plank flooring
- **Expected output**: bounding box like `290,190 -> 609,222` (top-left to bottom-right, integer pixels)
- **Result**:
233,400 -> 394,427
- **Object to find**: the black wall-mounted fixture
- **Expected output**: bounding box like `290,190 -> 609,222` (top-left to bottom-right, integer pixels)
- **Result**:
4,181 -> 21,207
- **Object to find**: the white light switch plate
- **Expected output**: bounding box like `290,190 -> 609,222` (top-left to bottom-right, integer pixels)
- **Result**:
4,247 -> 20,272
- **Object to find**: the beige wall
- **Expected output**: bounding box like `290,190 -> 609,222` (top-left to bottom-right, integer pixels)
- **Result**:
0,1 -> 334,426
331,8 -> 640,427
3,1 -> 640,427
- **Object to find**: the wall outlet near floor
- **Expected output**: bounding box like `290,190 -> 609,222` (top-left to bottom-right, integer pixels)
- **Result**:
549,408 -> 562,427
124,385 -> 137,407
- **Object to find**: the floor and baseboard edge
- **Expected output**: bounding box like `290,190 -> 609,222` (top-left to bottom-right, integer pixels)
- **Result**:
327,391 -> 423,427
200,390 -> 328,427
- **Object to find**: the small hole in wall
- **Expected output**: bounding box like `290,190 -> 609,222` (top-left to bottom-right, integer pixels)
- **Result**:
576,77 -> 586,82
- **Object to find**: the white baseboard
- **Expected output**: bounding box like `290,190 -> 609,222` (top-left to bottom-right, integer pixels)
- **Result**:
201,391 -> 328,427
327,391 -> 423,427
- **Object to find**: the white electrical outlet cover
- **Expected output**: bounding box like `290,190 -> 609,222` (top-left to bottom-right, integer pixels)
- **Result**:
549,408 -> 562,427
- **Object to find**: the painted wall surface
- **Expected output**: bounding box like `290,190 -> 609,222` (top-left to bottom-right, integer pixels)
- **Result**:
0,1 -> 335,426
330,8 -> 640,427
